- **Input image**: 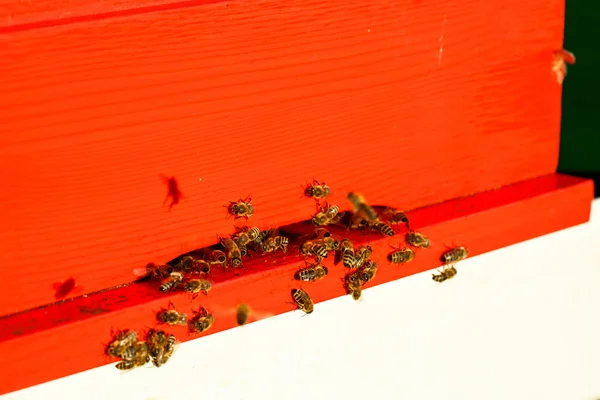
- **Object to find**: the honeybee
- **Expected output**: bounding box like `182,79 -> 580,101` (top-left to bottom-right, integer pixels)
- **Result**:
322,236 -> 339,251
106,330 -> 137,358
384,208 -> 410,229
311,211 -> 330,226
193,259 -> 212,275
304,180 -> 331,200
210,250 -> 227,267
311,228 -> 331,239
338,238 -> 356,268
324,203 -> 340,220
133,263 -> 173,279
311,203 -> 340,226
262,235 -> 289,254
159,272 -> 184,292
157,302 -> 187,326
115,341 -> 150,370
183,278 -> 212,298
146,329 -> 176,368
347,192 -> 379,221
347,213 -> 369,231
291,288 -> 314,314
227,196 -> 254,220
220,237 -> 243,268
233,230 -> 251,246
354,245 -> 372,268
432,265 -> 457,283
294,262 -> 328,282
406,231 -> 430,248
236,304 -> 250,326
189,307 -> 215,333
233,237 -> 249,256
357,260 -> 378,284
299,240 -> 329,261
371,221 -> 395,236
387,246 -> 415,264
244,226 -> 262,242
172,255 -> 196,274
441,246 -> 468,264
344,272 -> 362,301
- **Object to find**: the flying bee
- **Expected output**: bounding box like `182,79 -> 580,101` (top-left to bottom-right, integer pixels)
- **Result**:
294,262 -> 328,282
311,228 -> 331,239
106,330 -> 137,358
210,250 -> 227,267
304,180 -> 331,200
387,246 -> 415,264
159,272 -> 184,292
220,237 -> 243,267
226,196 -> 254,220
406,231 -> 430,248
384,208 -> 410,229
358,260 -> 378,285
146,329 -> 176,368
354,245 -> 372,268
157,302 -> 188,326
337,238 -> 356,268
115,341 -> 150,370
236,304 -> 250,326
344,272 -> 362,301
371,221 -> 395,236
291,288 -> 314,314
441,246 -> 468,264
347,192 -> 379,222
183,278 -> 212,298
347,213 -> 369,231
299,241 -> 328,261
432,264 -> 458,283
189,307 -> 215,333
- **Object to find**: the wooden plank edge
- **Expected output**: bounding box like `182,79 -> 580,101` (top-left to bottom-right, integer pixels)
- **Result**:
0,173 -> 593,395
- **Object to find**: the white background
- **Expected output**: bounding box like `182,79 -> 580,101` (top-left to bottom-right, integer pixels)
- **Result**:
4,200 -> 600,400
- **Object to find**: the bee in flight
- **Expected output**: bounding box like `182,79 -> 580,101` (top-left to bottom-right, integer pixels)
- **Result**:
189,307 -> 215,334
347,192 -> 379,222
387,246 -> 415,264
432,265 -> 457,283
236,304 -> 250,326
304,180 -> 331,201
226,196 -> 254,220
291,288 -> 314,314
441,246 -> 468,264
156,302 -> 188,326
294,262 -> 328,282
406,231 -> 430,248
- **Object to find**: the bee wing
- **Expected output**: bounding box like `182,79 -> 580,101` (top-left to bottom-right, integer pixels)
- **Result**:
132,267 -> 151,277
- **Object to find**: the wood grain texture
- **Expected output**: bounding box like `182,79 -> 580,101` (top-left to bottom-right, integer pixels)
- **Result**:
0,174 -> 592,396
0,0 -> 565,315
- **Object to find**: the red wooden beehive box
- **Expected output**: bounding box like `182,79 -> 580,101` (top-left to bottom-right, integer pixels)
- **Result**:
0,0 -> 593,395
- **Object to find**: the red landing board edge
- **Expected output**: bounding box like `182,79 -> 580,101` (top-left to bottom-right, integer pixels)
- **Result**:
0,173 -> 593,395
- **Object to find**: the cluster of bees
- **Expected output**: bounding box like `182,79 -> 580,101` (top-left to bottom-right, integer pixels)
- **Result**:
109,180 -> 470,369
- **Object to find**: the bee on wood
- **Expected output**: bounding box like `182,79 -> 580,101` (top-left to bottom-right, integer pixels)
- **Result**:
432,265 -> 457,283
262,235 -> 289,254
183,278 -> 212,298
406,231 -> 430,248
189,307 -> 215,334
299,240 -> 329,261
227,196 -> 254,220
159,272 -> 184,292
337,238 -> 356,268
347,192 -> 379,222
304,180 -> 331,200
311,210 -> 330,226
115,341 -> 150,370
157,302 -> 187,326
347,213 -> 369,231
388,246 -> 415,264
220,237 -> 243,268
192,259 -> 212,275
344,272 -> 362,301
291,288 -> 314,314
357,260 -> 378,285
384,208 -> 410,229
311,203 -> 341,226
210,250 -> 227,267
354,245 -> 372,268
233,237 -> 249,256
311,227 -> 331,239
236,304 -> 250,326
441,246 -> 468,264
232,230 -> 251,246
172,255 -> 196,274
106,330 -> 137,358
146,329 -> 176,368
294,262 -> 328,282
370,221 -> 395,236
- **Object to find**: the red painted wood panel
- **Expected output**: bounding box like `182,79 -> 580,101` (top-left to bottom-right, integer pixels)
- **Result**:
0,0 -> 565,315
0,174 -> 592,396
